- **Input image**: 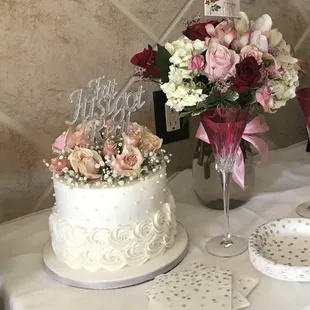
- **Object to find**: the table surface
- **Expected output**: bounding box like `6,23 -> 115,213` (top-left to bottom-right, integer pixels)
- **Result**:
1,141 -> 310,310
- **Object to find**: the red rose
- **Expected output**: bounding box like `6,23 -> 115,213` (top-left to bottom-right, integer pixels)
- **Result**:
183,21 -> 218,41
130,45 -> 160,78
232,57 -> 262,94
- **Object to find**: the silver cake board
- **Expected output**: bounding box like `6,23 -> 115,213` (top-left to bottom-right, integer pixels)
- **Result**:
43,223 -> 188,290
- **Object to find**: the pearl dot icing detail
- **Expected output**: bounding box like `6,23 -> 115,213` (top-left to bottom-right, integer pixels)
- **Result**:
50,167 -> 177,272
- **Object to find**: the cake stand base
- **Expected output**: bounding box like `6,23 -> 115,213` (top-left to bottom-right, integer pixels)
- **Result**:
43,223 -> 188,290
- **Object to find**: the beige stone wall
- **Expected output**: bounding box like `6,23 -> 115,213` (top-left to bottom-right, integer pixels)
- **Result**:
0,0 -> 309,222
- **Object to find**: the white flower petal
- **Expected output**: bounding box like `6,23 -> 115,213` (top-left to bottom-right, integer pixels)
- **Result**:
234,12 -> 250,35
252,14 -> 272,33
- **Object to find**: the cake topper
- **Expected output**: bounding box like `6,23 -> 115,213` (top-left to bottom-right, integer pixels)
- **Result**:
204,0 -> 240,18
66,76 -> 145,143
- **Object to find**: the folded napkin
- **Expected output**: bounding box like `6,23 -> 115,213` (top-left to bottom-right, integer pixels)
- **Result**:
146,262 -> 259,310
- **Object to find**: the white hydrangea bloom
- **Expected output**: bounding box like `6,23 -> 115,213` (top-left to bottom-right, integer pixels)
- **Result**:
165,37 -> 206,67
161,81 -> 207,112
268,63 -> 299,110
168,65 -> 196,84
161,37 -> 207,111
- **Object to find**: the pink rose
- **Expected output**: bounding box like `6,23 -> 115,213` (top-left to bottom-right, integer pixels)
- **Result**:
49,156 -> 70,174
122,133 -> 140,147
139,130 -> 163,152
188,55 -> 205,71
110,145 -> 143,177
240,45 -> 263,64
53,130 -> 68,153
53,124 -> 88,153
129,122 -> 146,135
204,42 -> 240,81
103,141 -> 117,156
68,148 -> 103,180
266,65 -> 285,79
68,130 -> 87,148
256,85 -> 274,112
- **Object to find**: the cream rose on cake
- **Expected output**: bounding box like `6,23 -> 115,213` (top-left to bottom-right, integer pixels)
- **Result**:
68,148 -> 103,180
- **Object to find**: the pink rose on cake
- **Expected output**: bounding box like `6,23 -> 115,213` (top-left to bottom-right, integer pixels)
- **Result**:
103,140 -> 117,156
68,148 -> 103,180
110,145 -> 143,176
139,130 -> 163,152
53,124 -> 88,153
49,156 -> 71,174
122,133 -> 140,147
128,122 -> 145,135
128,122 -> 162,152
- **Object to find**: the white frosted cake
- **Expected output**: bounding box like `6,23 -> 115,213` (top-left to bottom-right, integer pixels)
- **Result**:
46,119 -> 177,273
49,167 -> 176,272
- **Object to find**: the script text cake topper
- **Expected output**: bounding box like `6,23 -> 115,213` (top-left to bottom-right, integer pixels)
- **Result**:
66,76 -> 145,143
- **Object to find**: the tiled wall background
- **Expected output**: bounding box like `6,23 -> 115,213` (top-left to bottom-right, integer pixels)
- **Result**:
0,0 -> 309,223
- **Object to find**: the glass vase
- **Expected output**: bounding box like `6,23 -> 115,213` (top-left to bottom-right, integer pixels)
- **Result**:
192,139 -> 254,210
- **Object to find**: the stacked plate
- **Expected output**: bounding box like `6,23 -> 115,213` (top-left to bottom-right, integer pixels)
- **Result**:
249,218 -> 310,282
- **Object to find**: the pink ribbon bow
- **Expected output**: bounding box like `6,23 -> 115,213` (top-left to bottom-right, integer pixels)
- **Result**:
195,116 -> 269,189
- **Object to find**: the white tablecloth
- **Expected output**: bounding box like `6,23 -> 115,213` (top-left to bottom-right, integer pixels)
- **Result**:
1,142 -> 310,310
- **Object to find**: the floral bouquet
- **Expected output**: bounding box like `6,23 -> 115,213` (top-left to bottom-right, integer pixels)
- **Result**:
131,12 -> 304,257
44,122 -> 169,188
131,12 -> 302,116
131,12 -> 304,189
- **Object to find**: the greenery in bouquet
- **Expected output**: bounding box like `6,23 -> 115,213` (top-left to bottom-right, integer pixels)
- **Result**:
131,12 -> 303,119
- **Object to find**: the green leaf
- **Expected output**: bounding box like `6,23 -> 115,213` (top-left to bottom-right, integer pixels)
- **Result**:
180,111 -> 192,118
238,91 -> 257,110
156,44 -> 171,83
223,89 -> 239,102
191,107 -> 207,116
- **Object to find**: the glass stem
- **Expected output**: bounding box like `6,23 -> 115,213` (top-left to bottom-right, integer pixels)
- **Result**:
220,170 -> 233,248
